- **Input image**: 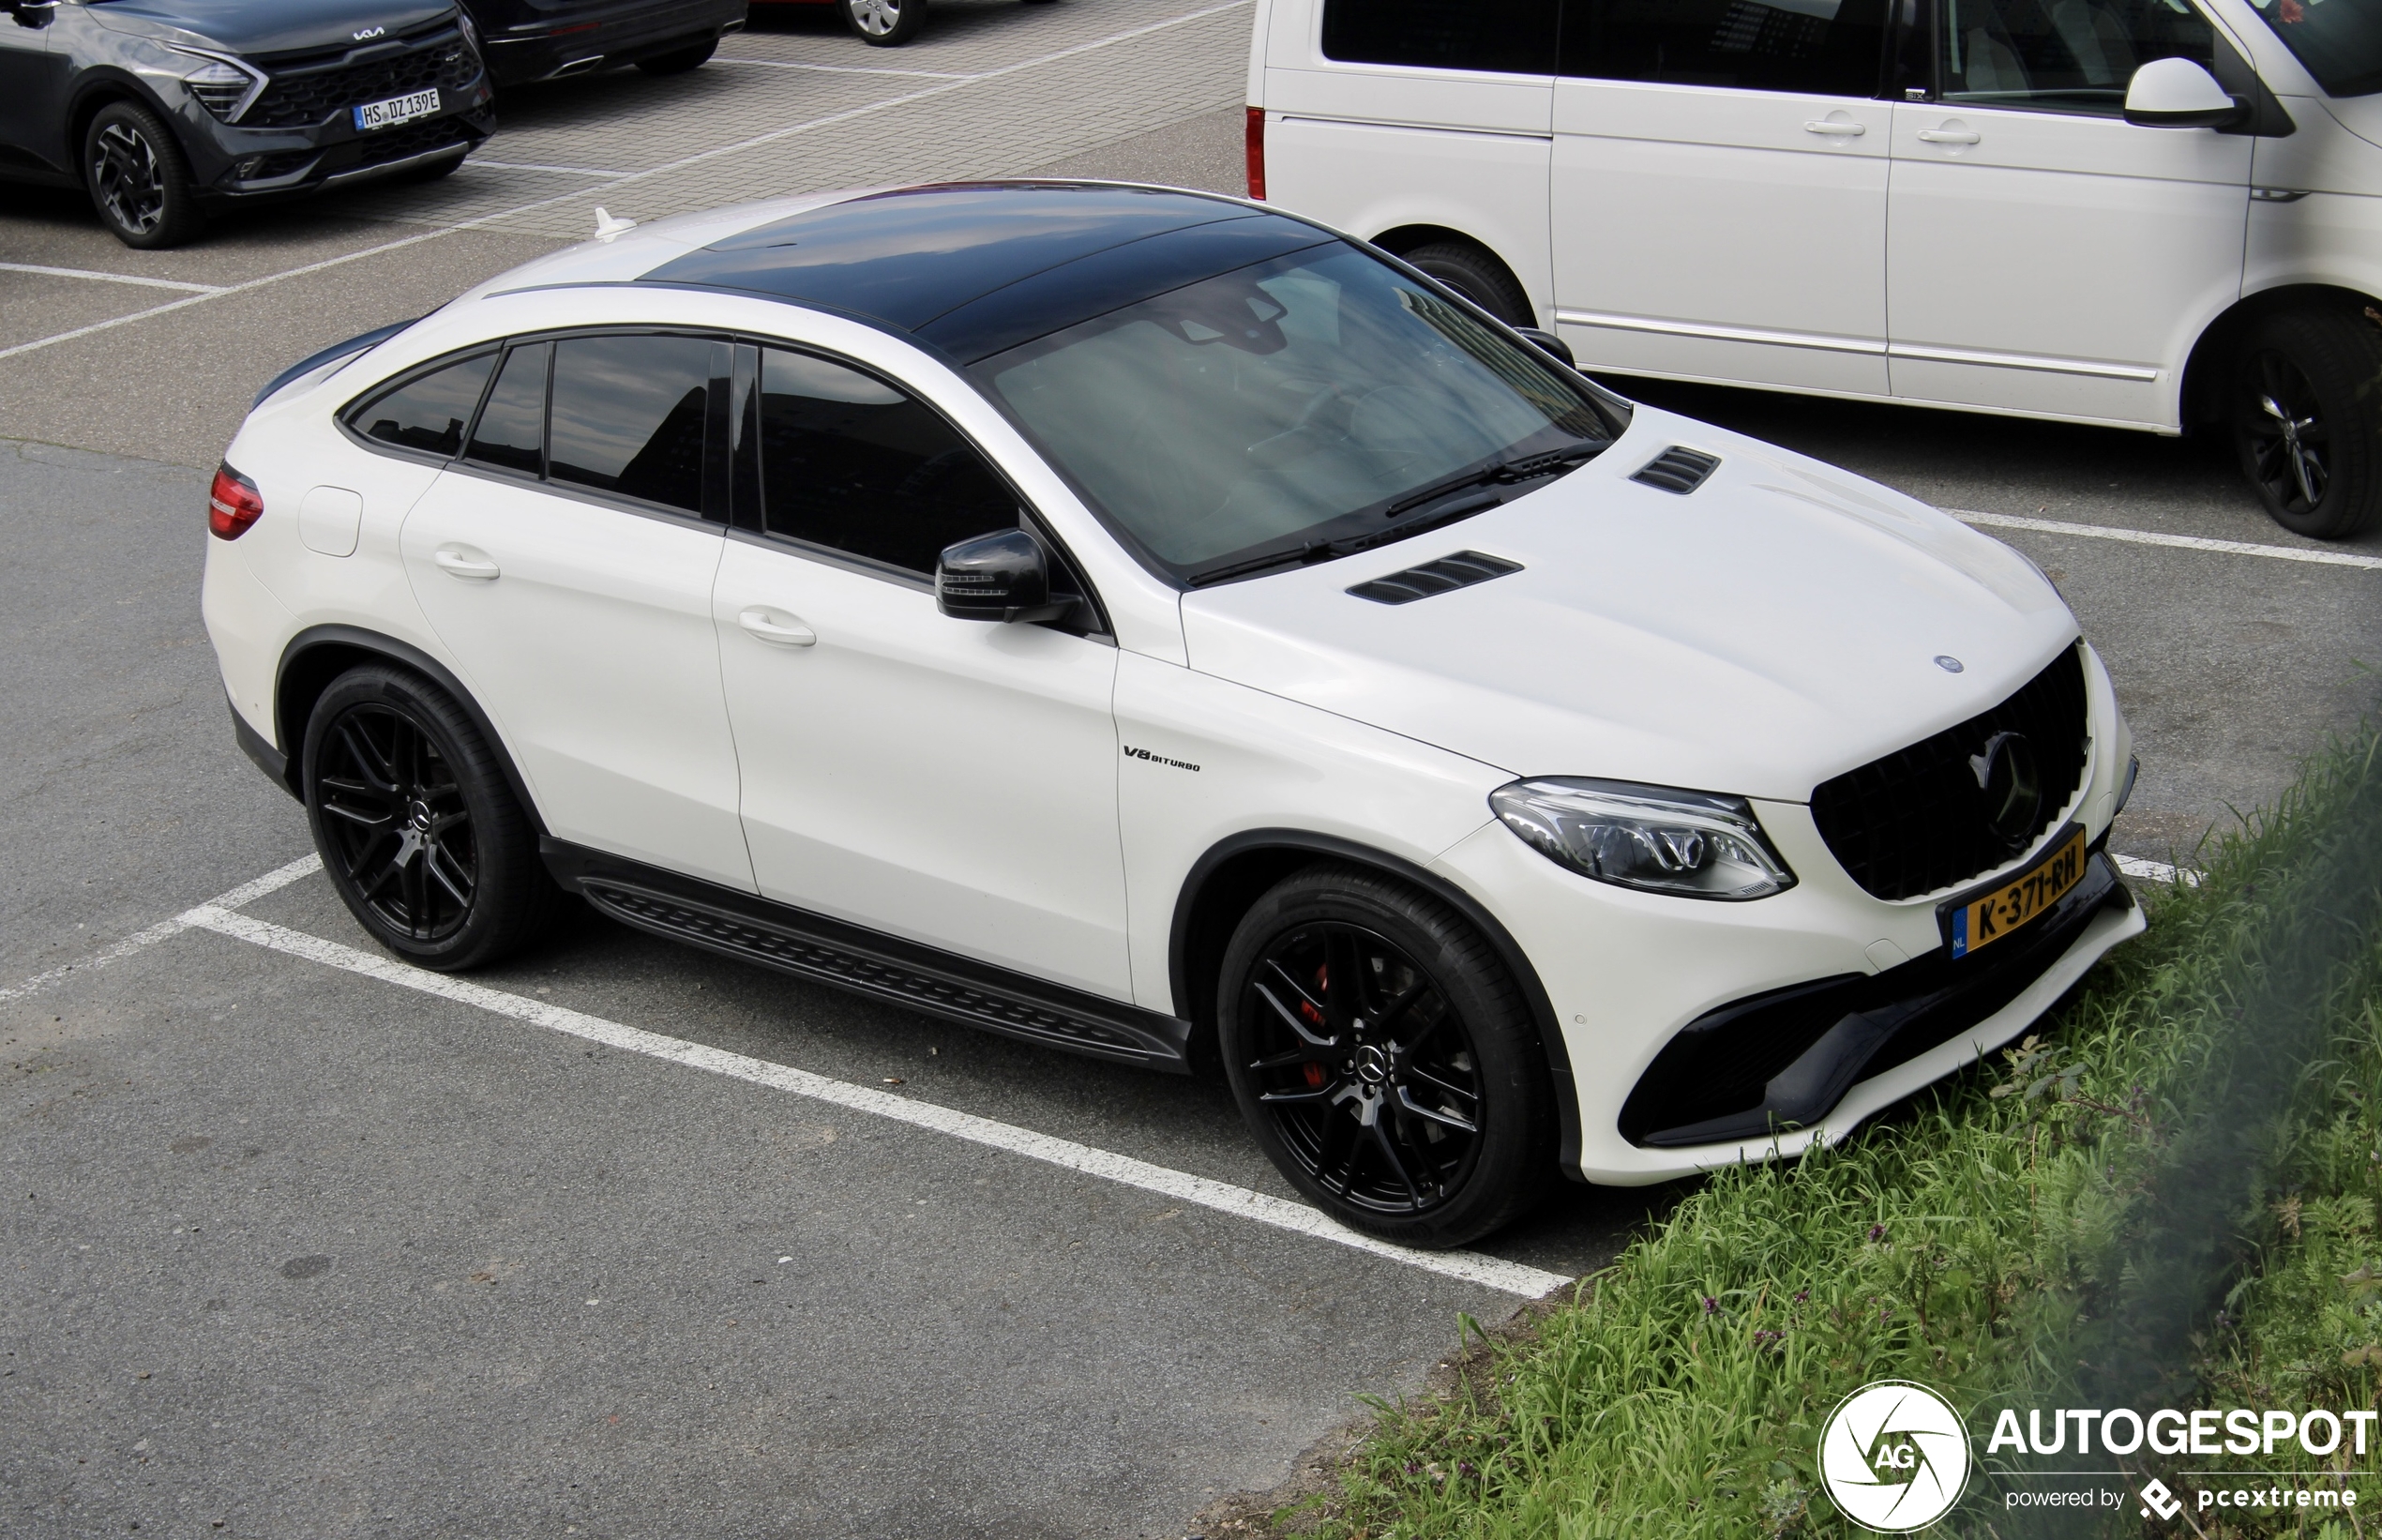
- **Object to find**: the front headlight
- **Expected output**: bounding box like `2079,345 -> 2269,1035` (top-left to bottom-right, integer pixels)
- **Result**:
1489,778 -> 1797,900
169,46 -> 266,124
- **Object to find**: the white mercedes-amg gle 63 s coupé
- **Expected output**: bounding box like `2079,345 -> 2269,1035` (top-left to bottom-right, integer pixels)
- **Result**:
204,181 -> 2144,1247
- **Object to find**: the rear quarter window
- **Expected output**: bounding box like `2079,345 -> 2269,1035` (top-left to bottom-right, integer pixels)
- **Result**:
347,352 -> 496,459
1320,0 -> 1560,73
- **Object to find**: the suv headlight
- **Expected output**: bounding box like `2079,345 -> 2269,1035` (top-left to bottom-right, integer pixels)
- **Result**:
170,46 -> 267,124
1489,778 -> 1797,900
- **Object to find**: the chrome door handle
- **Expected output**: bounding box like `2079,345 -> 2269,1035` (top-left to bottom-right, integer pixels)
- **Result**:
1803,120 -> 1866,135
432,545 -> 500,581
737,607 -> 816,647
1917,128 -> 1981,143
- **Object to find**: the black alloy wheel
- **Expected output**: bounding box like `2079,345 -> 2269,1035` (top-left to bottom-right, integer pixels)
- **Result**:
843,0 -> 928,46
1218,865 -> 1552,1248
2230,307 -> 2382,541
305,666 -> 555,971
638,38 -> 718,75
83,101 -> 204,250
1395,239 -> 1535,328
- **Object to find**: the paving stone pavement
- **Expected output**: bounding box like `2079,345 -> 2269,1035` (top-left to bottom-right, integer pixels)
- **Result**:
313,0 -> 1254,240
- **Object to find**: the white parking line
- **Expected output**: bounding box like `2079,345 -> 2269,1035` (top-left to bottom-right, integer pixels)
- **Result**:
722,58 -> 980,79
0,0 -> 1254,366
174,903 -> 1569,1299
0,853 -> 320,1005
467,159 -> 632,177
2114,853 -> 2202,886
1954,509 -> 2382,572
0,262 -> 228,294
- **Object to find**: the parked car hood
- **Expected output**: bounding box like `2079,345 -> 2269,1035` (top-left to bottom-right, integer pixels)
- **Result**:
1178,411 -> 2079,805
90,0 -> 457,58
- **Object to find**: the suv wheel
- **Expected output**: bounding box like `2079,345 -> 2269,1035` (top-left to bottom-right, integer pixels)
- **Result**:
844,0 -> 927,46
84,101 -> 204,250
2231,306 -> 2382,541
304,666 -> 556,972
638,38 -> 718,75
1217,864 -> 1553,1249
1396,240 -> 1534,327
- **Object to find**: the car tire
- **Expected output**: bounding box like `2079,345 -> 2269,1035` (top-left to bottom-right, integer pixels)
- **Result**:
303,665 -> 558,973
843,0 -> 927,46
83,100 -> 205,250
2231,306 -> 2382,541
1217,863 -> 1554,1249
637,38 -> 718,75
1395,239 -> 1534,328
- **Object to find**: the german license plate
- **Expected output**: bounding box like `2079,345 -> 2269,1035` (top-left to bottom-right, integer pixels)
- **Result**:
1947,827 -> 2088,959
354,88 -> 440,132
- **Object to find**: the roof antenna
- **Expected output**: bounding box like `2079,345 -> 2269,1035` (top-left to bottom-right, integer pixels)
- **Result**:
593,207 -> 637,241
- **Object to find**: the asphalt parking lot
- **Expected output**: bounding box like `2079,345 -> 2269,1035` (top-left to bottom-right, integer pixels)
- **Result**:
5,1 -> 2380,1535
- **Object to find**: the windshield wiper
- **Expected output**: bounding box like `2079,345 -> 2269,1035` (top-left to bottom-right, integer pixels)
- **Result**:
1184,438 -> 1607,588
1381,438 -> 1606,521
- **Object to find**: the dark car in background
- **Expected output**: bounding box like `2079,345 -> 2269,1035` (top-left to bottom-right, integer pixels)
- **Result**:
0,0 -> 494,248
461,0 -> 745,86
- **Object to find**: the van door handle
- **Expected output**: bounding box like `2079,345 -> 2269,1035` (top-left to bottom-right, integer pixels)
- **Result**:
1917,127 -> 1982,143
1803,119 -> 1866,135
737,607 -> 816,646
432,544 -> 500,581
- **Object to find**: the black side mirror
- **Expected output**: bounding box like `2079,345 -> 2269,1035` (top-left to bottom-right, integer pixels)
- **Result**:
937,527 -> 1071,624
13,0 -> 58,25
1515,326 -> 1576,370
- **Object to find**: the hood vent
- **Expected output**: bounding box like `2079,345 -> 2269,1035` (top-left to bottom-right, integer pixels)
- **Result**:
1347,550 -> 1522,605
1632,446 -> 1721,494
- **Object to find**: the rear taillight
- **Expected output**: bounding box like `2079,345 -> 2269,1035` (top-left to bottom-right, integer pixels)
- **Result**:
208,463 -> 264,540
1245,107 -> 1266,201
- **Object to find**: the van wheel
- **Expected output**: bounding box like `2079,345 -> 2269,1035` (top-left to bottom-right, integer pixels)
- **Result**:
1397,240 -> 1534,328
1217,864 -> 1553,1249
303,665 -> 557,972
2231,307 -> 2382,541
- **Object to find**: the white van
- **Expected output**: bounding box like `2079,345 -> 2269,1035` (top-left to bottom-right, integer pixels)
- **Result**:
1244,0 -> 2382,539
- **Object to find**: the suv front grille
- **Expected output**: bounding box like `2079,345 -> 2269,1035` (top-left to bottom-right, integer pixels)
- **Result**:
1810,644 -> 2089,901
248,27 -> 480,129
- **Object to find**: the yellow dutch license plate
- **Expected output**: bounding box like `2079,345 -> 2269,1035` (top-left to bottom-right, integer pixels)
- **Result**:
1948,828 -> 2088,959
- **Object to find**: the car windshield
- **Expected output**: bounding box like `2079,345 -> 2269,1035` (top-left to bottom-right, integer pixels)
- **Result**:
970,245 -> 1624,582
2244,0 -> 2382,96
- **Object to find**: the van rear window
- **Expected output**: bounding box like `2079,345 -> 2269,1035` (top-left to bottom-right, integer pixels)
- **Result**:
1320,0 -> 1560,75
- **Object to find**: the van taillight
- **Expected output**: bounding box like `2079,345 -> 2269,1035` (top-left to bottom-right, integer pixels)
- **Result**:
208,464 -> 264,540
1245,107 -> 1266,201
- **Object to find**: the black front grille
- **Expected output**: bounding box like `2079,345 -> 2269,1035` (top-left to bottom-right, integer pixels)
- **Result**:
247,28 -> 479,129
1811,644 -> 2089,900
350,114 -> 474,171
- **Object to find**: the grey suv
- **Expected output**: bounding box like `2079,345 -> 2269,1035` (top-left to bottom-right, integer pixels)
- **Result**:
0,0 -> 496,248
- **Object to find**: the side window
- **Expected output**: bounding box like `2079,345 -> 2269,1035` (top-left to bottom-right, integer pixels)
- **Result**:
1940,0 -> 2214,113
1560,0 -> 1891,95
1321,0 -> 1559,73
549,335 -> 716,517
466,341 -> 548,478
352,352 -> 495,458
754,346 -> 1017,576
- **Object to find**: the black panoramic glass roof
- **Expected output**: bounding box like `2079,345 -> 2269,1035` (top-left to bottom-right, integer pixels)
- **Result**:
636,182 -> 1336,362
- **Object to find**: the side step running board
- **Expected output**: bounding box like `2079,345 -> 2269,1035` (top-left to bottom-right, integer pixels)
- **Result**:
545,844 -> 1192,1073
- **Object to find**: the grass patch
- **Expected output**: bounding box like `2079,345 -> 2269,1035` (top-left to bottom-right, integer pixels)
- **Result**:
1274,726 -> 2382,1540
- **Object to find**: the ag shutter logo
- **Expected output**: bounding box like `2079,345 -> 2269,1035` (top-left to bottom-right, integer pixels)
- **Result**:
1819,1381 -> 1972,1532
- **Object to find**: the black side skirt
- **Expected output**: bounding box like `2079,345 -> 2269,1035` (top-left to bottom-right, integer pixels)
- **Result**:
540,840 -> 1194,1074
